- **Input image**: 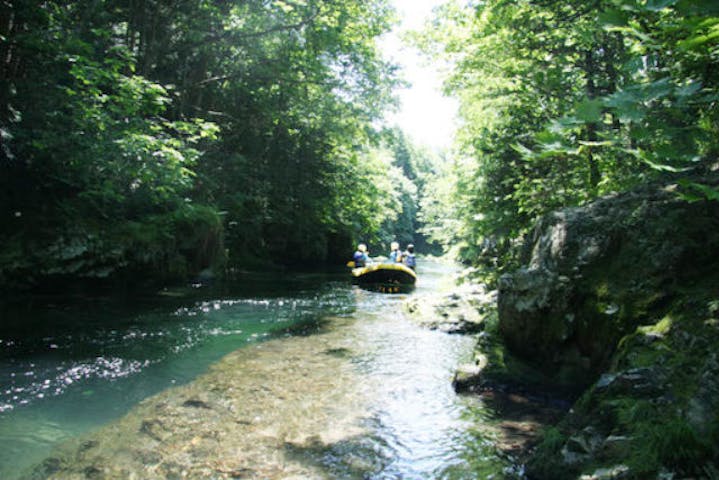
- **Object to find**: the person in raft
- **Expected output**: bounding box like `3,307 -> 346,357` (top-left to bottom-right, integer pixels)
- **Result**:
403,244 -> 416,270
389,241 -> 403,263
353,243 -> 370,267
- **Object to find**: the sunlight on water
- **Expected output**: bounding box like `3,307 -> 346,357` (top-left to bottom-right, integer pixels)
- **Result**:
0,261 -> 510,479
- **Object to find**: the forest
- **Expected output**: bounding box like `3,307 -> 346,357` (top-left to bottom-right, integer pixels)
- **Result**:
0,0 -> 719,286
418,0 -> 719,283
1,0 -> 438,289
2,0 -> 717,290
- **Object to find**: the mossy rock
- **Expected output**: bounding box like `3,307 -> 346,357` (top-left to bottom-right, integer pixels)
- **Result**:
497,181 -> 719,388
525,289 -> 719,479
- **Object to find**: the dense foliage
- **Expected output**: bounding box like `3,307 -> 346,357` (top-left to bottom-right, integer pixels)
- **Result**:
417,0 -> 719,279
0,0 -> 434,288
7,0 -> 716,289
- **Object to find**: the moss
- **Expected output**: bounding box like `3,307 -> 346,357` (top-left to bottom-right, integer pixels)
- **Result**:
594,281 -> 610,300
525,427 -> 578,480
524,282 -> 719,478
493,188 -> 719,478
647,418 -> 714,470
477,310 -> 578,394
613,398 -> 657,426
622,411 -> 715,477
638,314 -> 672,336
529,395 -> 717,479
0,202 -> 227,291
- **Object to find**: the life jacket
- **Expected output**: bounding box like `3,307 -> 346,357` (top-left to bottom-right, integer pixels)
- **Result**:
353,250 -> 366,267
404,253 -> 416,268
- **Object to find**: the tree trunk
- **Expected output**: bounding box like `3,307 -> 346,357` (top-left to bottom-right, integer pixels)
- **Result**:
584,50 -> 600,192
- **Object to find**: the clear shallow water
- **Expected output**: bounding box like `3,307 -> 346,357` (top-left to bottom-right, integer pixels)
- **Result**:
0,262 -> 511,479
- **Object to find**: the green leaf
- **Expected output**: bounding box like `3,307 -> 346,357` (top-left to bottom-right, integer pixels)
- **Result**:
635,154 -> 692,173
675,81 -> 702,98
643,0 -> 679,12
598,9 -> 630,28
677,190 -> 705,202
680,181 -> 719,202
605,89 -> 647,122
638,78 -> 673,103
512,143 -> 535,159
575,99 -> 603,122
535,130 -> 564,144
578,140 -> 614,147
676,0 -> 719,15
605,89 -> 637,109
677,30 -> 719,50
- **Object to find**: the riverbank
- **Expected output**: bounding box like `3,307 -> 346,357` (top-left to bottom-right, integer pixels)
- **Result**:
443,181 -> 719,479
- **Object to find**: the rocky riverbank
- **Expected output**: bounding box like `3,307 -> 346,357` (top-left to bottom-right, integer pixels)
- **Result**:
435,180 -> 719,479
403,282 -> 495,334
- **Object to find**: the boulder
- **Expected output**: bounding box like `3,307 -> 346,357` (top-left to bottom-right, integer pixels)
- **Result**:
561,426 -> 603,465
404,283 -> 495,334
515,178 -> 719,479
497,181 -> 719,384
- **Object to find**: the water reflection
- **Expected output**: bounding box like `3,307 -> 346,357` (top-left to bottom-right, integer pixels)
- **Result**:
1,262 -> 514,479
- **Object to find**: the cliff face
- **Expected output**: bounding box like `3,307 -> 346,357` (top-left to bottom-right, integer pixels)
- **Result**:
495,181 -> 719,478
498,183 -> 719,386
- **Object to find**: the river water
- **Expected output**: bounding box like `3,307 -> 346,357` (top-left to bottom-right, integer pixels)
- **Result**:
0,261 -> 514,479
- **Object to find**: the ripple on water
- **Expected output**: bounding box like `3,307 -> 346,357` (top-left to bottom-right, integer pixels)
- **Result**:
1,263 -> 514,479
0,289 -> 354,415
22,304 -> 504,479
0,357 -> 154,413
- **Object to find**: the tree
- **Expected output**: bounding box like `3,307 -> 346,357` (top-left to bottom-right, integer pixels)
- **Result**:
417,0 -> 719,277
0,0 -> 406,287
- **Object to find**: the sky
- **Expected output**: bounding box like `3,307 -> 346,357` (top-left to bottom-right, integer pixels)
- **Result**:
379,0 -> 458,151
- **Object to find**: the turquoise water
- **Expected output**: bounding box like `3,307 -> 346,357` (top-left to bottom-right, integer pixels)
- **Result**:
0,263 -> 512,479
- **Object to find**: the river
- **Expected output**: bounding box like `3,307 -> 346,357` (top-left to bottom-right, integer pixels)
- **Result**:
0,260 -> 516,479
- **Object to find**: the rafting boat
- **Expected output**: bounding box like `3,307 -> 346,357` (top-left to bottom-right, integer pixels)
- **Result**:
351,263 -> 417,292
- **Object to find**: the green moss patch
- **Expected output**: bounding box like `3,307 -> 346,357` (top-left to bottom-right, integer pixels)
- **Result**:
526,284 -> 719,479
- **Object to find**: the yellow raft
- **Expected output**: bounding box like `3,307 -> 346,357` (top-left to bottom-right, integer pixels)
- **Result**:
350,262 -> 417,291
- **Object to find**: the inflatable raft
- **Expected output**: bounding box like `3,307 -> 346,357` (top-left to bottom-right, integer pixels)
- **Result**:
351,263 -> 416,292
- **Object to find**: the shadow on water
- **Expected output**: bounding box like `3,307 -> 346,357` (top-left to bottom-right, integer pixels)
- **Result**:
283,424 -> 396,480
268,315 -> 334,337
355,284 -> 416,295
477,390 -> 568,460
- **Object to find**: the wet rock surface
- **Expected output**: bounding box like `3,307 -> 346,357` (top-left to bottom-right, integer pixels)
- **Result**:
404,283 -> 495,334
